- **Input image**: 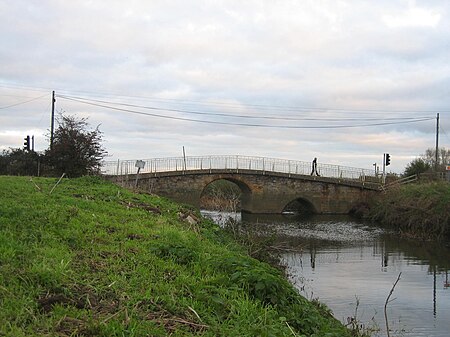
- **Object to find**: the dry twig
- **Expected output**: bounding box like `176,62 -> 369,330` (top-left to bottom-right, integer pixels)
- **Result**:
29,177 -> 42,191
385,272 -> 402,337
50,173 -> 66,194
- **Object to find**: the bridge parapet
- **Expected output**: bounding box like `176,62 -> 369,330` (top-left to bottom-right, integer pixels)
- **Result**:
103,155 -> 379,183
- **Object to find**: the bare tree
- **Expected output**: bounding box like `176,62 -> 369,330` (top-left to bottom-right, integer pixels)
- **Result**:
422,147 -> 450,171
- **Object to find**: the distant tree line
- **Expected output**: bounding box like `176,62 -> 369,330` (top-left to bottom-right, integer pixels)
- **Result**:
0,113 -> 107,178
403,147 -> 450,177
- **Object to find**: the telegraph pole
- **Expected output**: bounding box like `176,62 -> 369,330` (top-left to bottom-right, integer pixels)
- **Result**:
435,113 -> 439,171
50,91 -> 55,149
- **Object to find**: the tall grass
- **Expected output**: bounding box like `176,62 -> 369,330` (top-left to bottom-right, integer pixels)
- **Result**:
370,182 -> 450,240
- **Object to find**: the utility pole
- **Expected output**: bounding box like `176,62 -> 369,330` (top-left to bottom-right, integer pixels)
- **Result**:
50,91 -> 55,149
435,113 -> 439,171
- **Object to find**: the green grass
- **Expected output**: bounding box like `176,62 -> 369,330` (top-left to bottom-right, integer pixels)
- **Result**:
0,175 -> 354,336
370,182 -> 450,240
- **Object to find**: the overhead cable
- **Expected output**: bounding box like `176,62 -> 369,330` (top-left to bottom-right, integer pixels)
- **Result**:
0,93 -> 49,109
57,94 -> 432,122
57,95 -> 435,129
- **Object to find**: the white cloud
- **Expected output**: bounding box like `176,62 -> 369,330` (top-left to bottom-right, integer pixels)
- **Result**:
382,3 -> 441,28
1,0 -> 449,173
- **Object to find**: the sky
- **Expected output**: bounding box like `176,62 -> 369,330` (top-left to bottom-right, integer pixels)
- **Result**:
1,0 -> 450,174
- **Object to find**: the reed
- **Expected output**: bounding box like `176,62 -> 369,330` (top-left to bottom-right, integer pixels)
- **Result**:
369,182 -> 450,240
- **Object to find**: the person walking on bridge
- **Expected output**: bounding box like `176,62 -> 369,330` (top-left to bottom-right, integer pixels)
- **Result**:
311,157 -> 320,176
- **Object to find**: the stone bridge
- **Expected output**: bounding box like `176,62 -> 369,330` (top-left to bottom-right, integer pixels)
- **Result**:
104,156 -> 381,214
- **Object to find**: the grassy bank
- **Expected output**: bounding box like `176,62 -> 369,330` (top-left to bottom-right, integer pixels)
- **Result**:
369,182 -> 450,240
0,176 -> 354,337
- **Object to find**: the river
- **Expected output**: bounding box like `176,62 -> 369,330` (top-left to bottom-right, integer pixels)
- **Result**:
201,210 -> 450,337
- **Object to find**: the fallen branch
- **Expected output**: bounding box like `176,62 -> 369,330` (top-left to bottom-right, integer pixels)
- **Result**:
29,177 -> 42,191
50,173 -> 66,194
147,313 -> 209,332
165,317 -> 209,330
269,243 -> 304,253
385,272 -> 402,337
101,308 -> 124,324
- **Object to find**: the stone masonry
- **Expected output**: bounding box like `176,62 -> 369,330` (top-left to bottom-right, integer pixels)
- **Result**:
108,169 -> 379,214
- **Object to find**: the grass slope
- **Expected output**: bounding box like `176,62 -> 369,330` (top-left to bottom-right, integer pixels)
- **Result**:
0,176 -> 353,337
370,182 -> 450,240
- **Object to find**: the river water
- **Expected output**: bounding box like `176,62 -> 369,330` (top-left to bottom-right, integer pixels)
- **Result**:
201,211 -> 450,337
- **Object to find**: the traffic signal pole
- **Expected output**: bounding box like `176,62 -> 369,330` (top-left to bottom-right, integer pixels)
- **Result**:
382,153 -> 391,184
24,135 -> 30,151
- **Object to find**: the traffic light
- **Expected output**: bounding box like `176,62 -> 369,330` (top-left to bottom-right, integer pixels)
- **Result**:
23,135 -> 30,151
385,153 -> 391,166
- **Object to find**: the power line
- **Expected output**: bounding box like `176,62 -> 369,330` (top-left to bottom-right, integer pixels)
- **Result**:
56,89 -> 449,114
0,84 -> 442,131
57,94 -> 433,122
115,95 -> 449,114
0,93 -> 49,109
440,125 -> 450,145
57,95 -> 435,129
2,82 -> 450,114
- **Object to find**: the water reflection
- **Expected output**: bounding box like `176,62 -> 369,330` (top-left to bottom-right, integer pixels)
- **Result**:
202,211 -> 450,337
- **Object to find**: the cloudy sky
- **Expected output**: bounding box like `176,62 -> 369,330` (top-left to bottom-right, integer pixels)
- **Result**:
1,0 -> 449,173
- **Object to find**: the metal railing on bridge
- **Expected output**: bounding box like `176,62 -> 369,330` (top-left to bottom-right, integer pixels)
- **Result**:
102,155 -> 379,182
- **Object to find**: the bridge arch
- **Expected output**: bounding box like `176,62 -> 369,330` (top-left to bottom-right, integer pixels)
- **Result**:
203,177 -> 252,194
282,197 -> 317,215
199,177 -> 253,212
